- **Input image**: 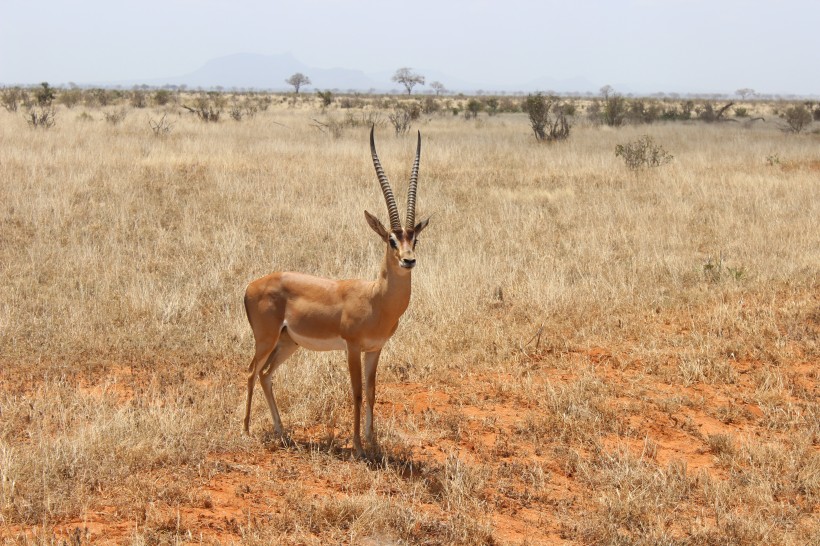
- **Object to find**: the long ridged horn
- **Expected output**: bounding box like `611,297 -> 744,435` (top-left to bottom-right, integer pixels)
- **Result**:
406,130 -> 421,229
370,126 -> 402,231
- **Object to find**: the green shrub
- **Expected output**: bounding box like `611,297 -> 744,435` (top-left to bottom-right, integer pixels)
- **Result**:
615,135 -> 673,171
153,89 -> 172,106
783,105 -> 812,133
1,87 -> 24,112
34,82 -> 55,106
465,98 -> 482,119
627,100 -> 661,124
523,92 -> 571,142
422,96 -> 440,114
599,87 -> 627,127
483,97 -> 499,116
316,90 -> 333,108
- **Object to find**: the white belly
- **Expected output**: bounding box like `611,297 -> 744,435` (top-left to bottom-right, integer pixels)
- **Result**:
285,327 -> 347,351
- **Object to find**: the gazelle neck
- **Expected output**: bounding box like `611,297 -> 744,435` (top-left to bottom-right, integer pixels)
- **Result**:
375,244 -> 412,313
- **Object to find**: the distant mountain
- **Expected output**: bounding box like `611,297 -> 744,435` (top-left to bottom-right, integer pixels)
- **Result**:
114,52 -> 600,94
141,52 -> 380,91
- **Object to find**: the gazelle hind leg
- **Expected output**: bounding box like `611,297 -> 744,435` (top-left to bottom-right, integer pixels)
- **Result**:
244,316 -> 284,434
244,341 -> 275,434
259,329 -> 300,436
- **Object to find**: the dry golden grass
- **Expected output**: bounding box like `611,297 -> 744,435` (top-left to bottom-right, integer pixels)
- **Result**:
1,96 -> 818,544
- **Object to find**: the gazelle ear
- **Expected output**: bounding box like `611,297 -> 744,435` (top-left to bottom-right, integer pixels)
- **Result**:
364,210 -> 390,242
414,217 -> 430,235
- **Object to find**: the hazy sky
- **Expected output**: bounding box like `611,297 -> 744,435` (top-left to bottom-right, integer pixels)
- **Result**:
2,0 -> 818,94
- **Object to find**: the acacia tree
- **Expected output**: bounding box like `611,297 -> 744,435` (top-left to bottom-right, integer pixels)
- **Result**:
736,88 -> 756,100
430,81 -> 447,96
392,68 -> 425,95
285,73 -> 311,94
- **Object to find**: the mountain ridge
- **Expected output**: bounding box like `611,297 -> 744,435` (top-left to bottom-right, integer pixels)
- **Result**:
111,52 -> 599,94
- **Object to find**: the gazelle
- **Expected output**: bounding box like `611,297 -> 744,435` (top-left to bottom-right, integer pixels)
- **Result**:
243,127 -> 430,457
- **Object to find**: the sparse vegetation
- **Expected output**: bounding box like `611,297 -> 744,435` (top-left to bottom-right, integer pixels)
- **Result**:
0,92 -> 817,545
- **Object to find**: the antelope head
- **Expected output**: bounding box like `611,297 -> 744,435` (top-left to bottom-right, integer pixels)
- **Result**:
364,127 -> 430,271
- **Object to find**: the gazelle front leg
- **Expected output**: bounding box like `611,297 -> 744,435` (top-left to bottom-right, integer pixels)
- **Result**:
346,343 -> 365,458
364,349 -> 381,449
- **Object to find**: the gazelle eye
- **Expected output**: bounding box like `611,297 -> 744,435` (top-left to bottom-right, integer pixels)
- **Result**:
389,238 -> 398,249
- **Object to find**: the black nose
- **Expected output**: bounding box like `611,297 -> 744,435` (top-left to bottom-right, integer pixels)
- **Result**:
401,258 -> 416,268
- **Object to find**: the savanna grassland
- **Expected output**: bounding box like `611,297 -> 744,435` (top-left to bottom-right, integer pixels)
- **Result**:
1,92 -> 818,545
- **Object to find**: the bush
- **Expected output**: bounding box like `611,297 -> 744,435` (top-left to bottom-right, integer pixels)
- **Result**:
615,135 -> 673,171
103,108 -> 127,125
1,87 -> 24,112
523,92 -> 571,142
149,113 -> 173,137
26,107 -> 56,129
86,88 -> 107,107
34,82 -> 55,107
678,100 -> 694,120
422,96 -> 440,115
388,106 -> 412,136
58,88 -> 82,109
783,105 -> 812,134
465,98 -> 482,119
602,93 -> 627,127
497,97 -> 520,113
484,97 -> 499,116
559,101 -> 577,117
340,96 -> 365,109
697,102 -> 734,122
316,90 -> 333,109
229,103 -> 244,121
627,100 -> 661,124
183,97 -> 221,122
153,89 -> 172,106
256,96 -> 272,111
130,90 -> 147,109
